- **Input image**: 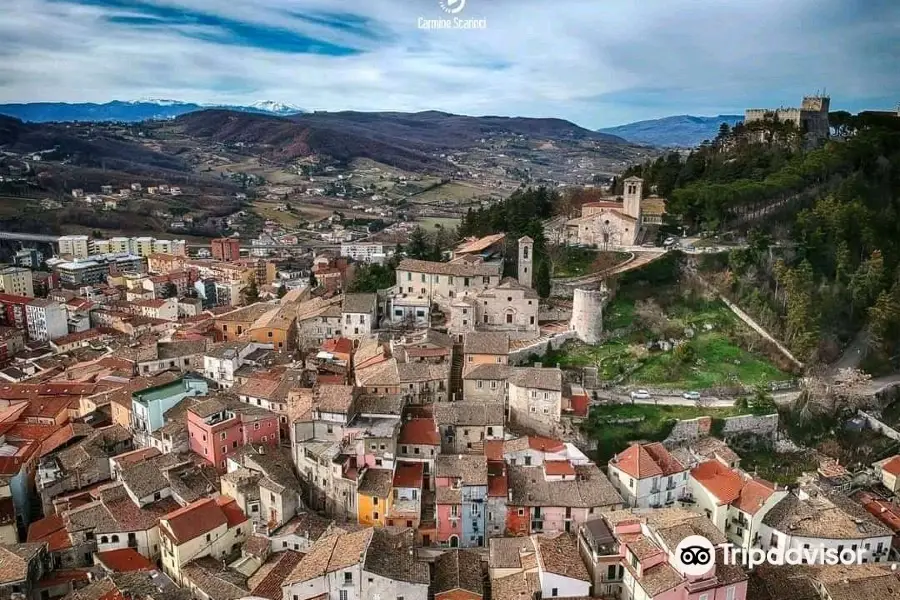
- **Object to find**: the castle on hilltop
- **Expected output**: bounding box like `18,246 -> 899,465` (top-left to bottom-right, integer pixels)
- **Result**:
744,95 -> 831,143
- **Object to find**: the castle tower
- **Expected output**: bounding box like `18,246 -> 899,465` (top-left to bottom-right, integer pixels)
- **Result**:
570,288 -> 604,343
623,176 -> 643,221
518,236 -> 533,288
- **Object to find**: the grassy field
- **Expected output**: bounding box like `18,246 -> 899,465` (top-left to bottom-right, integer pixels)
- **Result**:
547,297 -> 791,389
416,216 -> 462,231
586,403 -> 747,462
553,247 -> 629,278
407,180 -> 489,205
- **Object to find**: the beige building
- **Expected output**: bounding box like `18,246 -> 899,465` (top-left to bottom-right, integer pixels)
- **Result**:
462,332 -> 509,376
507,367 -> 563,435
745,95 -> 831,143
874,455 -> 900,493
565,177 -> 666,248
159,496 -> 248,585
450,278 -> 538,342
393,257 -> 502,311
0,267 -> 34,297
58,235 -> 91,259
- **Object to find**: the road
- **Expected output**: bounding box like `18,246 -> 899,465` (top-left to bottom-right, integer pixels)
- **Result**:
591,388 -> 803,409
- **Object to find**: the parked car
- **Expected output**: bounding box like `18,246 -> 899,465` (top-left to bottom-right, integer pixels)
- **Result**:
630,389 -> 651,400
682,391 -> 701,400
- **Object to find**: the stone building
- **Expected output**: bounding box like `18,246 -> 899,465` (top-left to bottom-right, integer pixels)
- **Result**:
449,278 -> 539,341
565,177 -> 666,248
744,95 -> 831,143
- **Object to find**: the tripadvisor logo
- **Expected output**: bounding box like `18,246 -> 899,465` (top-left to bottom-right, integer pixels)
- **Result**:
675,535 -> 864,572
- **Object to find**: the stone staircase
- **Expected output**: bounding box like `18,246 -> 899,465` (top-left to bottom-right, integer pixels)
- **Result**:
449,343 -> 464,401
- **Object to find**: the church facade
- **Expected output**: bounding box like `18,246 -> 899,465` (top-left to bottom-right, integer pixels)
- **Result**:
565,177 -> 666,249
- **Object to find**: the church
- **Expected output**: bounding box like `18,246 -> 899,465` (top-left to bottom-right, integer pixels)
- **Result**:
565,176 -> 666,248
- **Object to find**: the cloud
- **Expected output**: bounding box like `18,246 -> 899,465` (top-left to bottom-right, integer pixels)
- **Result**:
0,0 -> 897,128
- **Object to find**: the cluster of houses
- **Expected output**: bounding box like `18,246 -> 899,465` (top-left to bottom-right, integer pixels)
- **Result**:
0,225 -> 897,600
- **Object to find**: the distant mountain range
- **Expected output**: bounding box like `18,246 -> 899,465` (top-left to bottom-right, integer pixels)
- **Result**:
598,114 -> 744,147
0,99 -> 305,123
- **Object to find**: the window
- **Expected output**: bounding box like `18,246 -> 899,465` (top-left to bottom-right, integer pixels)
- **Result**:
219,432 -> 226,440
496,357 -> 502,363
477,380 -> 483,389
221,446 -> 227,454
699,595 -> 709,600
254,422 -> 260,430
607,565 -> 617,580
467,356 -> 473,362
339,591 -> 348,600
101,536 -> 108,544
262,436 -> 267,442
725,587 -> 736,600
206,534 -> 211,542
343,572 -> 352,584
233,441 -> 238,448
551,588 -> 558,597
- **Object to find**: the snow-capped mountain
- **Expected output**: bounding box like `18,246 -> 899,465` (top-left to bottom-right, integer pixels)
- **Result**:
246,101 -> 304,115
0,99 -> 305,123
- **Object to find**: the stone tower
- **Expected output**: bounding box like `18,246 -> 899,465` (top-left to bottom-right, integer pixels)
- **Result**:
623,176 -> 643,222
570,288 -> 605,343
518,236 -> 533,288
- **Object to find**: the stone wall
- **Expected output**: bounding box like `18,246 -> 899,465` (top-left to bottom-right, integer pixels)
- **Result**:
858,410 -> 900,442
664,413 -> 779,444
508,330 -> 577,364
720,413 -> 779,440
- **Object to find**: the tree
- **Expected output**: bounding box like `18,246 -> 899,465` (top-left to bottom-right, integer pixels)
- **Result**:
535,259 -> 551,298
160,282 -> 177,299
406,226 -> 430,260
277,285 -> 288,299
748,384 -> 777,414
243,278 -> 260,304
308,273 -> 318,289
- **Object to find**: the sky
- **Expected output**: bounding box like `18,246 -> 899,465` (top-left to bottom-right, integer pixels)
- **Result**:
1,0 -> 898,129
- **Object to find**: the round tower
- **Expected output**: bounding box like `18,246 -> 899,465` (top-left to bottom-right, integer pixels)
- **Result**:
570,288 -> 604,344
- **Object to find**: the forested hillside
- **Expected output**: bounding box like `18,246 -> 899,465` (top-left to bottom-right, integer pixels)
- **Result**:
629,113 -> 900,370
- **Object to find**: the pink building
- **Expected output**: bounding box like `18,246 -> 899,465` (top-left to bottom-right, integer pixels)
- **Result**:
187,397 -> 280,472
578,508 -> 748,600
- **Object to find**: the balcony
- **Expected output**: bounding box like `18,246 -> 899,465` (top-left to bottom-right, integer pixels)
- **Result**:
666,480 -> 677,491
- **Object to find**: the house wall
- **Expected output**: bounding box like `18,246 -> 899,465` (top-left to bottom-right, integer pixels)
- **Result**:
463,379 -> 507,404
506,506 -> 530,536
487,496 -> 507,538
363,570 -> 429,600
539,572 -> 591,599
396,269 -> 501,307
756,523 -> 893,563
508,383 -> 562,426
357,492 -> 389,527
609,466 -> 689,509
463,353 -> 507,377
342,310 -> 376,339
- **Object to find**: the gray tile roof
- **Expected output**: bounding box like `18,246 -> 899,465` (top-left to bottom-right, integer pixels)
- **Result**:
508,367 -> 562,391
436,454 -> 488,486
433,549 -> 484,596
435,401 -> 504,427
507,463 -> 622,508
463,332 -> 509,355
342,293 -> 377,315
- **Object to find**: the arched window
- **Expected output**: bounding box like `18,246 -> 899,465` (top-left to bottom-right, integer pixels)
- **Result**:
449,535 -> 459,548
100,536 -> 108,544
111,535 -> 119,543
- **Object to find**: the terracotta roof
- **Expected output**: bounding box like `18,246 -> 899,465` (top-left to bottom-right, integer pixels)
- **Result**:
27,515 -> 71,552
321,337 -> 353,356
363,528 -> 429,584
161,497 -> 230,545
463,332 -> 509,356
433,549 -> 484,596
358,468 -> 393,498
484,440 -> 504,461
878,455 -> 900,476
285,528 -> 374,584
0,543 -> 45,585
536,532 -> 589,581
397,258 -> 501,278
611,442 -> 685,479
544,461 -> 576,477
250,550 -> 303,600
96,549 -> 154,572
398,418 -> 439,446
454,233 -> 506,255
393,462 -> 424,489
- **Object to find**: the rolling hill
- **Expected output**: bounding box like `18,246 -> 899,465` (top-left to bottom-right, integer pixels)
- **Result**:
599,114 -> 744,147
173,109 -> 630,171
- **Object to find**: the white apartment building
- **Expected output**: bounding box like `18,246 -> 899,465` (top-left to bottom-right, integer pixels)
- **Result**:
0,267 -> 34,297
341,242 -> 388,264
58,235 -> 91,259
608,442 -> 690,508
507,367 -> 563,433
25,299 -> 69,341
758,486 -> 894,563
688,459 -> 788,551
342,293 -> 377,339
132,237 -> 154,257
203,341 -> 274,388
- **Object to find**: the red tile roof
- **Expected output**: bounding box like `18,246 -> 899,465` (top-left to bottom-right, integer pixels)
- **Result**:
251,550 -> 304,600
39,423 -> 82,457
0,441 -> 38,476
855,491 -> 900,532
488,462 -> 508,498
393,462 -> 424,489
398,418 -> 439,446
321,337 -> 353,356
27,515 -> 72,552
95,549 -> 154,572
691,460 -> 776,515
217,495 -> 248,528
112,447 -> 161,468
527,436 -> 565,452
162,498 -> 228,544
544,461 -> 576,477
612,442 -> 685,479
880,456 -> 900,476
483,440 -> 504,462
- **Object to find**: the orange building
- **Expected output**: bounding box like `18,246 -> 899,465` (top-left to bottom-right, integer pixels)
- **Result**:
211,238 -> 241,261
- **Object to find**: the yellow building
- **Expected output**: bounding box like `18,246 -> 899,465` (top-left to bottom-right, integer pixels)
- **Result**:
357,468 -> 394,526
462,332 -> 509,376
